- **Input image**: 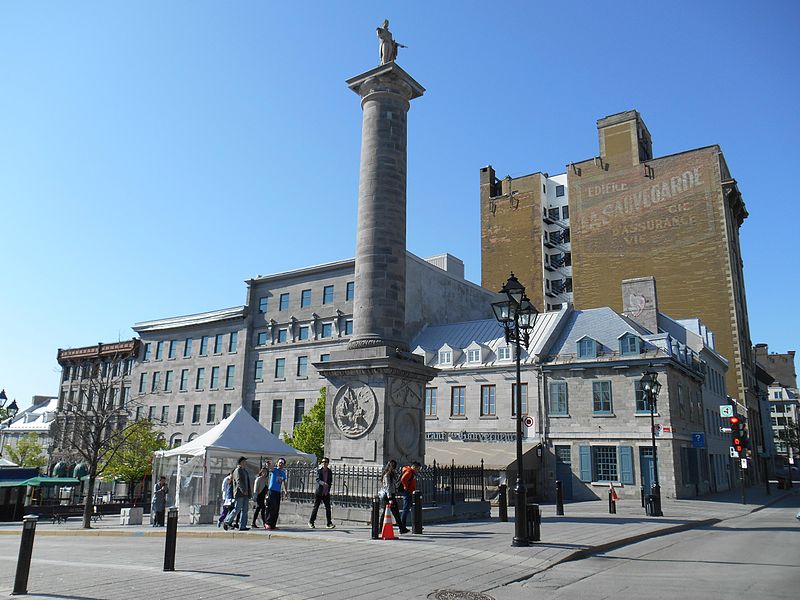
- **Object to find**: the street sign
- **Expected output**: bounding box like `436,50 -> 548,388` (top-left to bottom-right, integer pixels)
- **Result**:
720,427 -> 732,433
523,415 -> 535,429
720,405 -> 734,418
653,424 -> 663,437
741,459 -> 748,469
729,446 -> 739,458
692,432 -> 705,448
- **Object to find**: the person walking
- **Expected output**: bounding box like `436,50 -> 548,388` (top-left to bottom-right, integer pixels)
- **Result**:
308,457 -> 335,529
264,457 -> 288,530
399,461 -> 420,531
217,470 -> 234,527
151,476 -> 168,527
378,459 -> 408,534
223,456 -> 252,531
252,464 -> 270,528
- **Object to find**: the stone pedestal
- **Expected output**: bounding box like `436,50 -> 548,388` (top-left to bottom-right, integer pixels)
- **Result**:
189,504 -> 215,525
119,507 -> 143,526
318,346 -> 437,466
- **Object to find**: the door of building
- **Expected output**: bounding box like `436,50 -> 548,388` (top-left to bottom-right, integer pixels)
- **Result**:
640,446 -> 655,492
555,445 -> 573,501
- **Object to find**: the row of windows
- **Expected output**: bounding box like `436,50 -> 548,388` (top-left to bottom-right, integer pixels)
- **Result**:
136,402 -> 233,425
138,365 -> 237,394
437,346 -> 512,366
550,380 -> 661,415
62,359 -> 134,382
258,282 -> 355,314
143,333 -> 238,362
576,334 -> 642,360
424,380 -> 666,419
425,384 -> 529,418
248,398 -> 306,436
62,385 -> 131,411
255,320 -> 352,346
253,354 -> 329,381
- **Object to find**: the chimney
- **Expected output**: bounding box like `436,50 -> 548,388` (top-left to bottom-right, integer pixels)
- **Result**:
597,110 -> 652,167
622,276 -> 659,333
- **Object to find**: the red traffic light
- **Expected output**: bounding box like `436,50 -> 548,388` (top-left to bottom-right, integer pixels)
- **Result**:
729,416 -> 740,425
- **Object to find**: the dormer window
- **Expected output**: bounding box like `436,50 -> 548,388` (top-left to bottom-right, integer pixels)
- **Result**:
467,349 -> 481,363
577,337 -> 598,359
439,350 -> 452,365
619,333 -> 642,356
497,346 -> 511,361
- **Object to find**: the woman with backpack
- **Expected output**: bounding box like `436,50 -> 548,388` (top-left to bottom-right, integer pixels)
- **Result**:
378,459 -> 409,534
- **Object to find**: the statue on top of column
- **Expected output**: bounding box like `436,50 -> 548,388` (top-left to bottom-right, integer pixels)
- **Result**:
377,19 -> 406,65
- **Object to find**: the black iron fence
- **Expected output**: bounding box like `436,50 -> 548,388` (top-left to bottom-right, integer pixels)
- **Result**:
285,460 -> 493,509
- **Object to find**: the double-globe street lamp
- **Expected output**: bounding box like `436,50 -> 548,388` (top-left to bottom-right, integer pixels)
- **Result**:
0,389 -> 19,421
491,273 -> 539,547
639,370 -> 663,517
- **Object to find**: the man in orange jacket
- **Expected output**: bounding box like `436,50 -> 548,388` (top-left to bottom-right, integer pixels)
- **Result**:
399,461 -> 421,531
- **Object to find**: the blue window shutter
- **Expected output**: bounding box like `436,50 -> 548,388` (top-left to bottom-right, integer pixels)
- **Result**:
620,446 -> 634,484
579,445 -> 592,482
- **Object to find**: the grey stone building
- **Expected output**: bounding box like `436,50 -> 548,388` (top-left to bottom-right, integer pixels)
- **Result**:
132,307 -> 248,448
411,278 -> 728,501
128,253 -> 495,446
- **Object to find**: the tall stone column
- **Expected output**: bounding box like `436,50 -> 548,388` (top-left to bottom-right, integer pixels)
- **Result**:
316,62 -> 436,467
348,63 -> 424,352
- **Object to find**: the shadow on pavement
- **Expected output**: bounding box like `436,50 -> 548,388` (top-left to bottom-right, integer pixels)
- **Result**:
174,569 -> 250,577
542,516 -> 690,526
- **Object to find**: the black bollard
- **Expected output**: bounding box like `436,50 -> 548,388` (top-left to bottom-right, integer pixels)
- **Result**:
640,485 -> 645,508
163,506 -> 178,572
526,504 -> 541,542
608,490 -> 616,514
498,483 -> 508,522
371,495 -> 380,540
555,480 -> 564,516
12,515 -> 38,595
412,490 -> 423,534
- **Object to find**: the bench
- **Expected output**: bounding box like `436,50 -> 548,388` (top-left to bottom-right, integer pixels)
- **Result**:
52,507 -> 103,524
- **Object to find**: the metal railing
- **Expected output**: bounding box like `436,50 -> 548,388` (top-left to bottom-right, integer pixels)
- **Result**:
284,460 -> 489,509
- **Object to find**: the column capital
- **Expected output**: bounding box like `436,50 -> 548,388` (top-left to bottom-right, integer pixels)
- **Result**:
346,62 -> 425,100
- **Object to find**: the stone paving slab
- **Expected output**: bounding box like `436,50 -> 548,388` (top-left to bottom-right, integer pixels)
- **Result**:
0,488 -> 791,599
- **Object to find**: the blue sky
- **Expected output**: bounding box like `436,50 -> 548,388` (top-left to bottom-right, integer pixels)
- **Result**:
2,1 -> 798,408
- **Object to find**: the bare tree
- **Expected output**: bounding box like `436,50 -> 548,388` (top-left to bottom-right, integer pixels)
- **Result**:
52,341 -> 143,528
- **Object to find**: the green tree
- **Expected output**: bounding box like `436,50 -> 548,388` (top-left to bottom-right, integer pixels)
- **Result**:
285,387 -> 326,461
3,433 -> 47,468
102,420 -> 167,503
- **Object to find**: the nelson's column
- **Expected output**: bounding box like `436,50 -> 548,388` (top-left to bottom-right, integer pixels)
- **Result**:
316,22 -> 437,466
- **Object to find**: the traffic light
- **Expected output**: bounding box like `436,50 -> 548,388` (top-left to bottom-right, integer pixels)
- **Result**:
729,415 -> 747,454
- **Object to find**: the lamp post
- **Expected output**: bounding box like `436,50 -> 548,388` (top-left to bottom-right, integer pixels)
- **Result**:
640,370 -> 663,517
492,273 -> 539,546
0,389 -> 19,420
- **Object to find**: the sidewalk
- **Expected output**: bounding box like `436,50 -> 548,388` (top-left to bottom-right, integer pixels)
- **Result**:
0,487 -> 795,599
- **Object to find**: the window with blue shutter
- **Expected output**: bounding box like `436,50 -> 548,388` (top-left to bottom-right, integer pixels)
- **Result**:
579,445 -> 592,482
619,446 -> 634,484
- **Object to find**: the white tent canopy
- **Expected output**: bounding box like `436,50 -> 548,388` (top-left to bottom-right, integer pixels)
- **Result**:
154,407 -> 315,510
157,406 -> 315,460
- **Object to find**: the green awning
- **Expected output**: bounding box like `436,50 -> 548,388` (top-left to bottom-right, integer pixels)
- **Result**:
23,477 -> 80,487
0,479 -> 30,488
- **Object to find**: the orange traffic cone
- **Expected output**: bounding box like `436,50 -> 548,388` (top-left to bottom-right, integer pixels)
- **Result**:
380,503 -> 397,540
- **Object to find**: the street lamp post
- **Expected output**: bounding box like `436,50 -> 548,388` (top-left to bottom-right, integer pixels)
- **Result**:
492,273 -> 539,546
0,389 -> 19,421
640,370 -> 663,517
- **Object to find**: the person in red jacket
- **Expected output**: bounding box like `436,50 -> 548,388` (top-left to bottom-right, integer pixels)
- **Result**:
399,461 -> 421,531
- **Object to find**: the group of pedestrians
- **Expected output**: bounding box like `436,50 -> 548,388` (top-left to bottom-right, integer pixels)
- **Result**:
378,459 -> 420,534
218,456 -> 288,532
210,455 -> 420,533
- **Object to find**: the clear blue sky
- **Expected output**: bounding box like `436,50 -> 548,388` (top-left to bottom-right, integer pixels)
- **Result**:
2,1 -> 798,408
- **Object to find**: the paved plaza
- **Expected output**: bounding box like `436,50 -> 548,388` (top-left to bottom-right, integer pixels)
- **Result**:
0,487 -> 795,599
